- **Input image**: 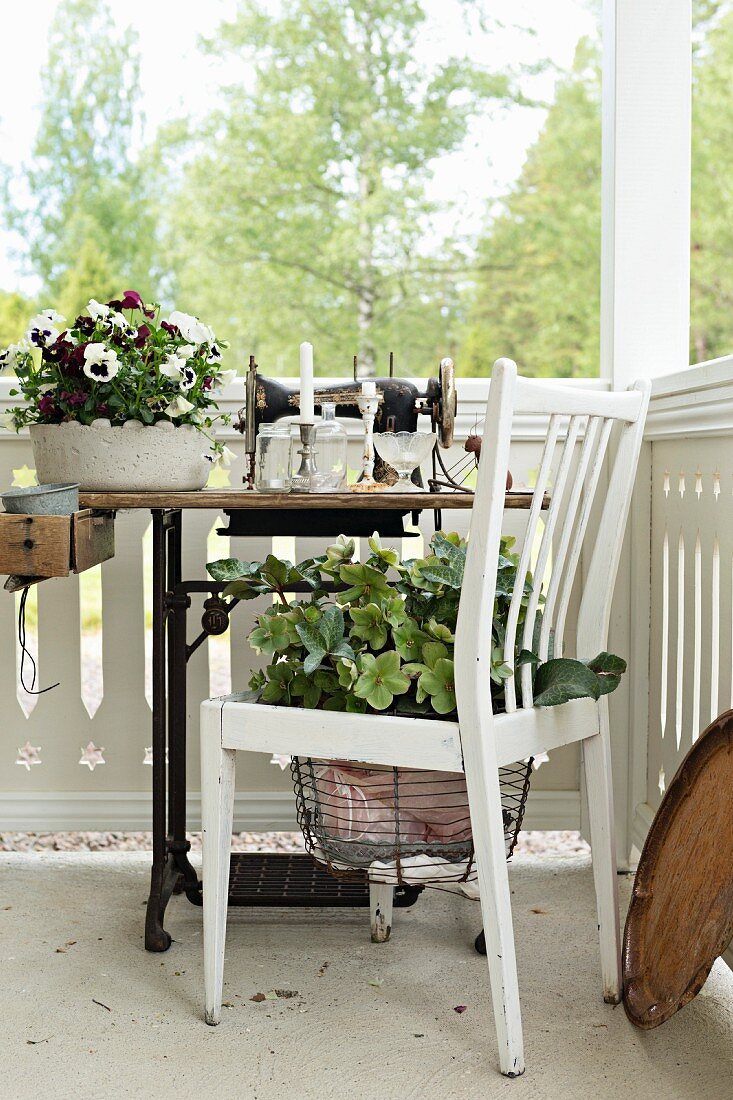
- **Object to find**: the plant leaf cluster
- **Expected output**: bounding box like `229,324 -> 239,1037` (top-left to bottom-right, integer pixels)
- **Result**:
207,531 -> 626,716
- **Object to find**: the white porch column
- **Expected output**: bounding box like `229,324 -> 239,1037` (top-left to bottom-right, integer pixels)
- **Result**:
600,0 -> 692,387
598,0 -> 692,866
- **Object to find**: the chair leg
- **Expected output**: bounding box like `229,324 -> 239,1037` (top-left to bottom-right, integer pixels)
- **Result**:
465,760 -> 525,1077
369,883 -> 393,943
582,705 -> 622,1004
201,719 -> 236,1026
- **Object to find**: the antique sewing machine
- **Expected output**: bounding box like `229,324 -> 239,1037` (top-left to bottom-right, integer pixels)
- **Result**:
223,354 -> 457,538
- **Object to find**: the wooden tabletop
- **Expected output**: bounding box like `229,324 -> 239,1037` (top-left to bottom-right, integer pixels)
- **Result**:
78,488 -> 536,511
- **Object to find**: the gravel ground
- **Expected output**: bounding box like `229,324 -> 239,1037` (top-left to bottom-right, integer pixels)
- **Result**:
0,829 -> 589,855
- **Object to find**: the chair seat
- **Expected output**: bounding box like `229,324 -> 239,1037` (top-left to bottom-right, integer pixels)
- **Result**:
206,693 -> 600,772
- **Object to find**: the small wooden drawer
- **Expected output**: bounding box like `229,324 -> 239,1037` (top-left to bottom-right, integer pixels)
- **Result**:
0,509 -> 115,578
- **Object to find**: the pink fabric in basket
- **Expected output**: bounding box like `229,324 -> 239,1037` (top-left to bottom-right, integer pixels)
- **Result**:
313,763 -> 471,845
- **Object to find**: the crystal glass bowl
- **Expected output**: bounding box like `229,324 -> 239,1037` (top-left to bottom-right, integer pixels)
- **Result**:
373,431 -> 436,492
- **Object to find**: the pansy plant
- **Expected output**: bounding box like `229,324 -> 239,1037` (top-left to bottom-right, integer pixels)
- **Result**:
207,532 -> 628,717
1,292 -> 235,464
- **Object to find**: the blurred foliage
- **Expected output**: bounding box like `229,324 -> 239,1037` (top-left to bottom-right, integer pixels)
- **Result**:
1,0 -> 733,379
462,38 -> 601,377
157,0 -> 528,376
4,0 -> 159,321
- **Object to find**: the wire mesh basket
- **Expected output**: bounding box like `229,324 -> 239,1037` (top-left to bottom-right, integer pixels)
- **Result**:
290,757 -> 532,888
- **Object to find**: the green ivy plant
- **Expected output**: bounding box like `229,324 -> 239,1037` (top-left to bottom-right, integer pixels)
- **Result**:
207,532 -> 626,717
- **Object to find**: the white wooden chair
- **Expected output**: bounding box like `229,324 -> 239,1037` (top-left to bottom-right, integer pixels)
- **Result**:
200,358 -> 650,1077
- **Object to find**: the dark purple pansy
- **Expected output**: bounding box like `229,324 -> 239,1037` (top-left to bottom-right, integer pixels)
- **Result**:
44,338 -> 73,364
161,321 -> 179,336
95,403 -> 110,416
38,393 -> 58,418
59,390 -> 87,407
74,315 -> 95,335
134,324 -> 151,348
202,375 -> 213,390
119,290 -> 143,311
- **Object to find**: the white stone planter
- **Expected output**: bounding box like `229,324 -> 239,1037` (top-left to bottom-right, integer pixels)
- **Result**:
30,420 -> 213,491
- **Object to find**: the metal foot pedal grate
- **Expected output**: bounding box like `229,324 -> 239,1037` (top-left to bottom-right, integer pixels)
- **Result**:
191,852 -> 423,908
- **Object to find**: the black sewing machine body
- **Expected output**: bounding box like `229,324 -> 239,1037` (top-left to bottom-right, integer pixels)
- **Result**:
250,374 -> 438,435
225,358 -> 456,538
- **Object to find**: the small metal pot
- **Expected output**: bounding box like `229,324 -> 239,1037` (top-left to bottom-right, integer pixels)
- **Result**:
1,482 -> 80,516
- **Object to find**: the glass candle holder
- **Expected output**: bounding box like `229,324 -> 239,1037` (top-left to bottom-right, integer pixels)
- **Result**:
310,402 -> 348,491
254,424 -> 292,492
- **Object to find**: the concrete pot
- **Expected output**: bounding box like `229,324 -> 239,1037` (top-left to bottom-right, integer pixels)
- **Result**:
30,420 -> 212,492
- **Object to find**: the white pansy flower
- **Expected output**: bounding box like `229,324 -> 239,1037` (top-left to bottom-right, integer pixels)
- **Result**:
180,365 -> 197,391
178,344 -> 196,360
0,340 -> 31,371
206,343 -> 222,363
165,395 -> 195,418
87,299 -> 111,321
167,310 -> 215,345
211,369 -> 237,392
217,445 -> 237,468
160,354 -> 186,380
26,313 -> 61,348
33,308 -> 65,326
108,310 -> 129,330
83,342 -> 120,382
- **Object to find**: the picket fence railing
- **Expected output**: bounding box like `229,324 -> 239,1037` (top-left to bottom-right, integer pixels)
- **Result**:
0,375 -> 599,833
4,358 -> 730,859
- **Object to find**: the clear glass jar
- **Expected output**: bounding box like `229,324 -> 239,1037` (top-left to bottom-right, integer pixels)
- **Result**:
311,402 -> 348,491
254,424 -> 292,493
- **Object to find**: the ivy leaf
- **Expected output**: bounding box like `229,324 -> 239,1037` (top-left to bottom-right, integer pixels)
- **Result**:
303,648 -> 326,675
296,620 -> 326,655
393,619 -> 429,661
532,658 -> 601,708
354,651 -> 410,710
222,579 -> 262,600
418,657 -> 457,715
421,641 -> 449,670
319,604 -> 345,651
585,652 -> 627,696
290,673 -> 321,708
250,615 -> 292,654
337,563 -> 392,604
349,603 -> 388,649
425,618 -> 454,643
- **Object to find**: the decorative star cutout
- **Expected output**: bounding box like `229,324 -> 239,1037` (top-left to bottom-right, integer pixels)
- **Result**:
79,741 -> 105,771
142,747 -> 168,765
11,465 -> 38,489
270,753 -> 291,771
16,742 -> 42,771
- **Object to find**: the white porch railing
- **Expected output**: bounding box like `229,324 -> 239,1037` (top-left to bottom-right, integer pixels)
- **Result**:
628,355 -> 733,856
0,376 -> 601,833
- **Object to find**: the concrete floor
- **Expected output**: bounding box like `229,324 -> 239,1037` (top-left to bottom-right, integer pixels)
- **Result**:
1,853 -> 732,1100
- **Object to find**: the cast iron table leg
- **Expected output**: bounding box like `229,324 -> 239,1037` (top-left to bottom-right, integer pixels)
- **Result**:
145,509 -> 198,951
145,510 -> 173,951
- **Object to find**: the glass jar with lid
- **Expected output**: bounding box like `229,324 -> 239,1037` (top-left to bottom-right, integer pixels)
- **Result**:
311,402 -> 348,491
254,424 -> 292,493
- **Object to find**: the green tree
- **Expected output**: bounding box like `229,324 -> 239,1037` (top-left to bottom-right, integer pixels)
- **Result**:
5,0 -> 158,319
462,39 -> 602,378
690,6 -> 733,362
161,0 -> 526,375
0,290 -> 34,347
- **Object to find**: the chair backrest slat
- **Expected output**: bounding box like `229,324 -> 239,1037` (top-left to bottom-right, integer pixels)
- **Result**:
502,415 -> 561,714
454,359 -> 650,723
519,414 -> 583,708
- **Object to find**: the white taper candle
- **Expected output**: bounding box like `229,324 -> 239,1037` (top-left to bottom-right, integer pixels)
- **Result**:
299,341 -> 315,421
